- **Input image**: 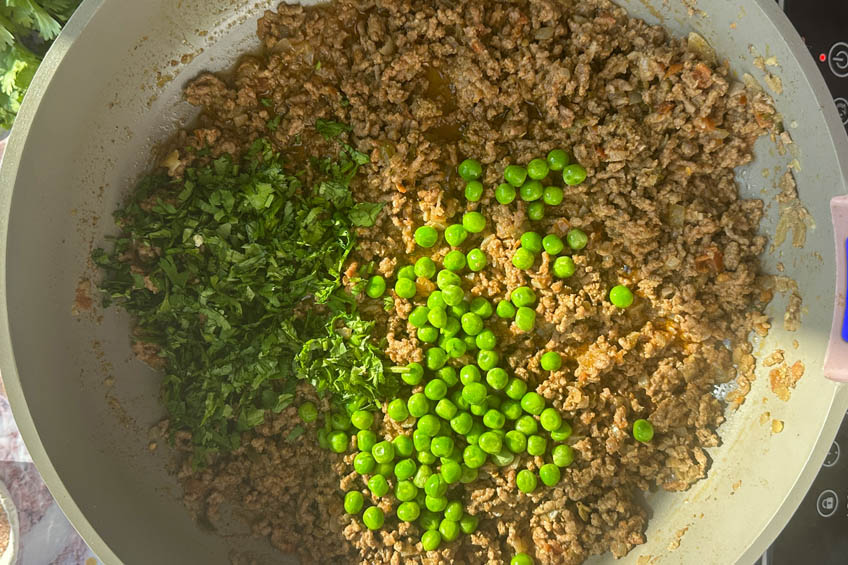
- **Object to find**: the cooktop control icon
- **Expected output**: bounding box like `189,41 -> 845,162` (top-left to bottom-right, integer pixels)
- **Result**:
816,489 -> 839,518
824,441 -> 841,467
829,42 -> 848,78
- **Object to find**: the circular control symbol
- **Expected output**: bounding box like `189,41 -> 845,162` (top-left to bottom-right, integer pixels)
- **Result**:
835,98 -> 848,126
817,489 -> 839,517
824,441 -> 841,467
828,42 -> 848,78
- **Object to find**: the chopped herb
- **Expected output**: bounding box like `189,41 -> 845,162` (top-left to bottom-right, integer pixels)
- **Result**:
93,129 -> 394,460
267,115 -> 282,131
260,97 -> 273,107
316,119 -> 352,139
286,425 -> 306,442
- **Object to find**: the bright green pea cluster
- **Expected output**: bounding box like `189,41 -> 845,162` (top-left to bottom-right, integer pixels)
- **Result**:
498,149 -> 587,221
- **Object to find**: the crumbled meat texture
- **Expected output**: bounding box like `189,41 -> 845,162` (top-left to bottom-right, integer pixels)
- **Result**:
170,0 -> 776,563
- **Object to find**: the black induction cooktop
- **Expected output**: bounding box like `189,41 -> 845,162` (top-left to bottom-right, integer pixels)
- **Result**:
753,2 -> 848,564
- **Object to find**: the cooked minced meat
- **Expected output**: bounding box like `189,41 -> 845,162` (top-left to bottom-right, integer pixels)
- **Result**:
172,0 -> 775,563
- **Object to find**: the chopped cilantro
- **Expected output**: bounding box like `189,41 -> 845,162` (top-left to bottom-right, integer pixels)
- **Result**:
93,131 -> 391,460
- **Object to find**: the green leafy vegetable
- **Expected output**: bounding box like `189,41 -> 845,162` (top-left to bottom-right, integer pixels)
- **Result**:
94,130 -> 392,460
0,0 -> 82,129
316,118 -> 351,139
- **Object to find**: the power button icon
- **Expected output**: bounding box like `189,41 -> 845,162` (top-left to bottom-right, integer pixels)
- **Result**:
828,42 -> 848,78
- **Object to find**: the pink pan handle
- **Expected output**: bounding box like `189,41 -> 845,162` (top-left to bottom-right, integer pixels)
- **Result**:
825,195 -> 848,382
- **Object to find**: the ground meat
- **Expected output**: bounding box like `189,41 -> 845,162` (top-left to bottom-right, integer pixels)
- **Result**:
169,0 -> 776,563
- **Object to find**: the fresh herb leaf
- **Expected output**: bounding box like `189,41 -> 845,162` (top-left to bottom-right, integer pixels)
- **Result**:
315,118 -> 351,139
350,202 -> 384,227
267,115 -> 282,131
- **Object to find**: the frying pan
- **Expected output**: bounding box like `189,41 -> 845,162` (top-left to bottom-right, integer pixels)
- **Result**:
1,0 -> 847,563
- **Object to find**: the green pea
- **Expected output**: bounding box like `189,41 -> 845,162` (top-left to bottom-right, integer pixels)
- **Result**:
449,411 -> 473,435
368,474 -> 390,497
483,409 -> 505,430
543,185 -> 564,206
460,364 -> 481,385
520,180 -> 544,202
512,248 -> 535,270
610,285 -> 635,308
467,248 -> 487,271
412,465 -> 432,490
566,228 -> 588,250
437,366 -> 459,386
397,501 -> 421,522
462,382 -> 488,405
443,250 -> 467,272
552,444 -> 574,467
491,449 -> 515,467
387,399 -> 410,422
496,300 -> 516,318
514,306 -> 536,332
553,256 -> 576,279
460,465 -> 478,484
461,312 -> 484,335
515,415 -> 538,436
362,506 -> 384,530
527,201 -> 545,221
550,421 -> 573,441
372,441 -> 396,463
428,290 -> 446,309
562,163 -> 587,186
426,347 -> 448,370
328,431 -> 349,453
516,469 -> 537,493
633,419 -> 654,442
466,421 -> 485,446
477,350 -> 499,371
510,286 -> 536,307
467,297 -> 491,319
462,211 -> 486,234
418,448 -> 437,465
539,463 -> 561,487
357,430 -> 377,452
440,460 -> 462,484
350,410 -> 373,431
396,482 -> 419,505
419,509 -> 441,531
475,330 -> 496,351
460,513 -> 479,534
425,494 -> 448,513
421,529 -> 442,551
527,158 -> 549,180
547,149 -> 569,171
495,182 -> 517,204
408,393 -> 431,418
439,517 -> 460,542
444,224 -> 468,247
298,401 -> 318,423
331,411 -> 352,431
437,269 -> 462,290
465,180 -> 484,201
540,351 -> 562,372
451,301 -> 469,317
451,389 -> 470,411
409,306 -> 430,328
393,434 -> 414,457
423,379 -> 446,402
398,265 -> 416,280
344,491 -> 364,514
527,435 -> 547,456
463,444 -> 487,468
394,458 -> 417,481
353,452 -> 376,474
486,367 -> 509,390
542,234 -> 564,256
430,436 -> 455,458
511,552 -> 535,565
505,377 -> 528,400
521,392 -> 545,415
504,165 -> 528,187
539,408 -> 562,432
440,501 -> 462,522
365,275 -> 386,298
502,399 -> 523,420
418,414 -> 441,437
413,256 -> 436,279
505,430 -> 527,453
470,402 -> 487,417
414,226 -> 439,248
458,158 -> 483,181
427,307 -> 448,329
441,317 -> 461,339
478,431 -> 503,455
463,334 -> 478,352
435,398 -> 458,420
520,232 -> 543,253
395,278 -> 416,299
